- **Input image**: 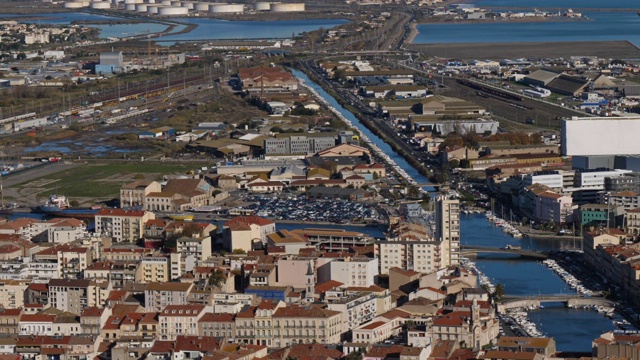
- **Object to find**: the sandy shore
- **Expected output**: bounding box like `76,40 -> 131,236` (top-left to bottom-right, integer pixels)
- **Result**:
407,40 -> 640,60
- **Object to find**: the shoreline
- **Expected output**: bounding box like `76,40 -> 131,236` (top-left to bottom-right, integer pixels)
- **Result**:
415,16 -> 592,25
407,40 -> 640,60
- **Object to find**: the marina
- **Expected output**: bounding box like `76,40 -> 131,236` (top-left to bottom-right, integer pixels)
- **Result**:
485,211 -> 524,238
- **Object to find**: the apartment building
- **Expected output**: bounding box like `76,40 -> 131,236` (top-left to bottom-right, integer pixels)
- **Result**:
264,135 -> 336,156
271,305 -> 342,348
319,257 -> 378,287
0,280 -> 29,309
48,279 -> 98,314
57,246 -> 92,279
223,216 -> 276,252
95,209 -> 155,243
136,256 -> 170,284
158,304 -> 209,340
377,240 -> 445,275
325,291 -> 377,332
0,308 -> 21,335
80,306 -> 111,336
176,236 -> 212,265
535,191 -> 573,224
120,179 -> 162,208
198,312 -> 235,338
145,282 -> 193,312
435,196 -> 461,268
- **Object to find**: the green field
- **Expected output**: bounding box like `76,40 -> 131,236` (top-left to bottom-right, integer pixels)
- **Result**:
19,161 -> 213,201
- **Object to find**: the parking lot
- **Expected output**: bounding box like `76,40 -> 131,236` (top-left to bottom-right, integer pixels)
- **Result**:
242,195 -> 380,223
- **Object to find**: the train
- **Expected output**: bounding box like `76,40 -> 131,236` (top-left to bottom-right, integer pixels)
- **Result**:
458,78 -> 524,102
0,112 -> 37,125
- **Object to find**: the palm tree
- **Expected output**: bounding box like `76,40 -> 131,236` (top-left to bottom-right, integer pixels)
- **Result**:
493,283 -> 506,300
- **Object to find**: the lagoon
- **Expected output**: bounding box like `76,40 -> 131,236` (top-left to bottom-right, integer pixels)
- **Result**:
155,18 -> 349,42
413,11 -> 640,45
2,12 -> 348,41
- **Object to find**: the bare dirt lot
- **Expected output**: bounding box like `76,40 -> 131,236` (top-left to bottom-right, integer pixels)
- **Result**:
409,41 -> 640,60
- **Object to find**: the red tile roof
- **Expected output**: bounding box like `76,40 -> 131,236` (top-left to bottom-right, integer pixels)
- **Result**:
314,280 -> 344,295
224,216 -> 273,231
161,305 -> 206,316
199,313 -> 235,323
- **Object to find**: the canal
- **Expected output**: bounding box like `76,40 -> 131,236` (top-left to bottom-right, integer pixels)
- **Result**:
292,68 -> 618,352
291,69 -> 431,187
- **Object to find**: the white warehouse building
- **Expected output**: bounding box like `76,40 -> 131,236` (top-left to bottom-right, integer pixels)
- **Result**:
562,116 -> 640,156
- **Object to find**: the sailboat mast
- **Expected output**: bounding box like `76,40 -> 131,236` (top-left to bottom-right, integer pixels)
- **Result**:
1,174 -> 4,209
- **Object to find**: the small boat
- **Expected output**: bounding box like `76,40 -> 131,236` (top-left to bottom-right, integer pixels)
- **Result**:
167,214 -> 194,221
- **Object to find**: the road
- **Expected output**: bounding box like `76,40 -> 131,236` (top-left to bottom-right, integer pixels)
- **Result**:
298,59 -> 432,177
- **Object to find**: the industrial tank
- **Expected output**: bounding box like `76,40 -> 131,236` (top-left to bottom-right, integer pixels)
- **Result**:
63,1 -> 86,8
194,2 -> 210,11
135,3 -> 149,11
90,1 -> 111,9
158,5 -> 189,14
254,1 -> 270,10
269,2 -> 304,11
125,3 -> 137,10
147,4 -> 163,13
209,3 -> 244,13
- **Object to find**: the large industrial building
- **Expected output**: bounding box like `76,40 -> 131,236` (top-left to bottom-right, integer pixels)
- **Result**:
562,116 -> 640,156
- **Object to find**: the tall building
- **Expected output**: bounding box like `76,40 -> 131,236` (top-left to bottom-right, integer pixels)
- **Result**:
436,196 -> 461,268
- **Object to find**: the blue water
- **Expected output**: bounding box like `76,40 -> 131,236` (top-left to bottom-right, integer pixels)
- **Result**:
460,213 -> 613,351
414,11 -> 640,45
476,0 -> 637,8
290,69 -> 433,189
155,18 -> 349,41
1,12 -> 168,38
529,303 -> 616,352
3,12 -> 348,41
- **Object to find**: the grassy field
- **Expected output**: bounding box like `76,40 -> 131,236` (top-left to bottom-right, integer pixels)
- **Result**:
17,161 -> 213,202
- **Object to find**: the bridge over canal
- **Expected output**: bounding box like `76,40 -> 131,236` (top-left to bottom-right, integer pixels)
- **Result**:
496,294 -> 616,312
461,245 -> 550,259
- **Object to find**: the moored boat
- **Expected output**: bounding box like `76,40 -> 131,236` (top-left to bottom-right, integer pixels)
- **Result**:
167,213 -> 194,221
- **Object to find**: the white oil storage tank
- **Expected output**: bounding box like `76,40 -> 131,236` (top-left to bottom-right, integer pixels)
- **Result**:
135,3 -> 149,11
145,0 -> 156,3
147,4 -> 163,13
254,1 -> 270,10
181,1 -> 195,9
209,3 -> 244,13
270,2 -> 304,11
90,1 -> 111,8
64,1 -> 86,8
125,3 -> 137,9
194,2 -> 209,10
124,0 -> 143,4
158,5 -> 189,14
